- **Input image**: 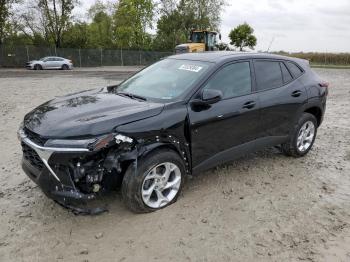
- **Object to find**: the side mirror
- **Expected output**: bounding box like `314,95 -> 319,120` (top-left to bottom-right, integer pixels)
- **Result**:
202,89 -> 222,104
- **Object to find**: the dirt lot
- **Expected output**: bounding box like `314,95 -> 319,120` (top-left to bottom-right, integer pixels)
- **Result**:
0,68 -> 349,262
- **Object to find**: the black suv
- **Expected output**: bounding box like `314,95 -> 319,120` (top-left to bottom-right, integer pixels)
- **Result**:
18,52 -> 328,213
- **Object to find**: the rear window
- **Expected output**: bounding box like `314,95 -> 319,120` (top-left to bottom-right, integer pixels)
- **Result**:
254,61 -> 283,91
280,62 -> 293,83
286,61 -> 303,78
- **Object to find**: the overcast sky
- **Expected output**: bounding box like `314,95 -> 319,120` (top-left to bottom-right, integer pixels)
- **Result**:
78,0 -> 350,52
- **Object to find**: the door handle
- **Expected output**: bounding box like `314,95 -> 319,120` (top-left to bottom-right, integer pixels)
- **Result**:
291,90 -> 302,97
242,101 -> 256,109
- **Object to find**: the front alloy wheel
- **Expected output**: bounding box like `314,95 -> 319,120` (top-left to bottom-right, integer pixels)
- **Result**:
141,162 -> 181,209
122,149 -> 185,213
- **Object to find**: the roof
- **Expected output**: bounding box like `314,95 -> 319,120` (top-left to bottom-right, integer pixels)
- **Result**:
168,51 -> 304,64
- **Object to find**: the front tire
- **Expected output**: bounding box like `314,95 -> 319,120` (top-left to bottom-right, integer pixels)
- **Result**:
281,113 -> 317,157
122,149 -> 185,213
34,64 -> 42,70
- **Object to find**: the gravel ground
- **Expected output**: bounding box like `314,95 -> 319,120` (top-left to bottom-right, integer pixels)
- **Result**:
0,68 -> 349,262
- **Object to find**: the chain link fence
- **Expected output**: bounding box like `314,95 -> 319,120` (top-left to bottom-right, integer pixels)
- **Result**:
0,45 -> 174,68
1,46 -> 349,68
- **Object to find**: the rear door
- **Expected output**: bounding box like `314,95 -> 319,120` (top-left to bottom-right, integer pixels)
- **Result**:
43,57 -> 55,69
51,57 -> 63,69
188,61 -> 260,170
253,59 -> 307,138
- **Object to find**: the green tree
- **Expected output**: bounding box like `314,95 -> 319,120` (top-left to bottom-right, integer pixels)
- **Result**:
154,0 -> 226,51
0,0 -> 17,45
62,22 -> 88,48
15,0 -> 78,47
37,0 -> 78,47
186,0 -> 226,30
86,1 -> 114,48
113,0 -> 154,49
153,8 -> 188,51
16,1 -> 51,45
229,23 -> 257,51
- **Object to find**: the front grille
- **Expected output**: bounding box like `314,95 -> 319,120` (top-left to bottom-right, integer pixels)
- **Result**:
24,128 -> 47,146
22,142 -> 44,171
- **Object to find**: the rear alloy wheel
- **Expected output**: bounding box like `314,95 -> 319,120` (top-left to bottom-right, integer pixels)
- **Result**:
122,149 -> 185,213
296,121 -> 315,152
61,64 -> 69,70
281,113 -> 318,157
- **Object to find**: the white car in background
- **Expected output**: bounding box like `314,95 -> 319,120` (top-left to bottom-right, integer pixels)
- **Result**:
26,56 -> 73,70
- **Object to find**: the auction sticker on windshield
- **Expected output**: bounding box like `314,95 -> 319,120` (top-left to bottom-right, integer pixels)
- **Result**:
178,64 -> 203,72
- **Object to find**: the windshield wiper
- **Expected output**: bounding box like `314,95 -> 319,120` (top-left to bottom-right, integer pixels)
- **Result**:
117,92 -> 147,101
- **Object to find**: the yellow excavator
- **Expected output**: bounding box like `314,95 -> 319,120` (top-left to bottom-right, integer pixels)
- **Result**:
175,30 -> 221,53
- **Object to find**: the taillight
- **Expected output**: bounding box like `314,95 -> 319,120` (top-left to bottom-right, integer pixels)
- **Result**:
319,81 -> 329,88
319,81 -> 329,96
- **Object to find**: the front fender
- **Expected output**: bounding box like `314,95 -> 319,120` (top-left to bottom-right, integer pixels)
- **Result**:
114,104 -> 191,173
115,139 -> 191,175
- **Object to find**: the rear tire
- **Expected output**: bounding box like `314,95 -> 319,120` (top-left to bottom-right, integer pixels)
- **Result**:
34,64 -> 42,70
61,64 -> 69,70
122,149 -> 185,213
281,113 -> 317,157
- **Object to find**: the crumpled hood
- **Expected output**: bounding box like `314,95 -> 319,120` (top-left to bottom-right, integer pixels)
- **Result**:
24,88 -> 164,138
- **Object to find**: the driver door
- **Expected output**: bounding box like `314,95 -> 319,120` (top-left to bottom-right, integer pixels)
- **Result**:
188,61 -> 260,172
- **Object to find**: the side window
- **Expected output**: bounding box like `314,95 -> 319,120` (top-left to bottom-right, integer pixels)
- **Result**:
203,62 -> 252,99
286,61 -> 303,78
254,60 -> 283,91
280,62 -> 293,83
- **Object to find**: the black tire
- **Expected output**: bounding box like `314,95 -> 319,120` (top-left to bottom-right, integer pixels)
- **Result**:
34,64 -> 42,70
61,64 -> 69,70
122,149 -> 185,213
281,113 -> 318,157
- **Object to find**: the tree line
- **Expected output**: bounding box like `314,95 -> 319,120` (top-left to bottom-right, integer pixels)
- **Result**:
0,0 -> 229,51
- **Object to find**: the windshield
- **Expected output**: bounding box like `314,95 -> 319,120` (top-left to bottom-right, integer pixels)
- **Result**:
191,32 -> 205,43
40,57 -> 48,61
116,59 -> 212,101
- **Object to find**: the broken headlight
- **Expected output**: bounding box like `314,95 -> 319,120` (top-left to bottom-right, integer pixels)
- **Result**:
44,133 -> 134,151
44,134 -> 115,151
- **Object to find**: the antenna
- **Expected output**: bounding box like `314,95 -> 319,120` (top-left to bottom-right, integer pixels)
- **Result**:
267,36 -> 275,53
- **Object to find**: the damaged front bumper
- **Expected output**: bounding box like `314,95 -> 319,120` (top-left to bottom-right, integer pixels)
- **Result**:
18,128 -> 110,214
